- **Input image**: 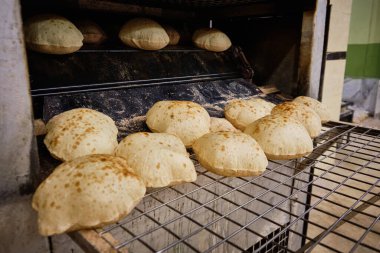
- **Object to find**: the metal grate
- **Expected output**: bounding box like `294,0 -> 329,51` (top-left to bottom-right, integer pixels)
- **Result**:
248,224 -> 290,252
73,122 -> 380,252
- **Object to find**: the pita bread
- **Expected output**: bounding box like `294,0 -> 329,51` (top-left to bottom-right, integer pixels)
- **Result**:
76,20 -> 107,44
244,114 -> 313,160
224,98 -> 275,130
271,102 -> 322,138
193,132 -> 268,177
162,25 -> 180,45
115,132 -> 196,187
119,18 -> 169,50
192,28 -> 231,52
44,108 -> 118,161
146,101 -> 211,147
293,96 -> 331,123
210,117 -> 239,132
32,154 -> 146,236
34,119 -> 46,136
24,14 -> 83,54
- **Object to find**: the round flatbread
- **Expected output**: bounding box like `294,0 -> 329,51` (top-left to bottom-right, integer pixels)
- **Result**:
192,28 -> 231,52
24,14 -> 83,54
293,96 -> 331,123
193,132 -> 268,177
271,102 -> 322,138
210,117 -> 239,132
162,25 -> 180,45
44,108 -> 118,161
115,132 -> 196,187
224,98 -> 275,130
76,20 -> 107,44
119,18 -> 169,50
146,100 -> 211,147
244,114 -> 313,160
34,119 -> 46,136
32,154 -> 146,236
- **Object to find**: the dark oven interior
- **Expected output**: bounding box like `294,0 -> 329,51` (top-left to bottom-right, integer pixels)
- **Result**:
23,0 -> 314,101
22,0 -> 316,183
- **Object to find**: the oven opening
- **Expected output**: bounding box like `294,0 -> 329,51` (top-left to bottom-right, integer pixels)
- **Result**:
3,0 -> 375,252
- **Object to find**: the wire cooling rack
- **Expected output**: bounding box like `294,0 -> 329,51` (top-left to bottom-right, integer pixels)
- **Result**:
70,122 -> 380,253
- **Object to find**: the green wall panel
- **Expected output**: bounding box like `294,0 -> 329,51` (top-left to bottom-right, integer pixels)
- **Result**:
346,43 -> 380,78
348,0 -> 380,44
345,0 -> 380,78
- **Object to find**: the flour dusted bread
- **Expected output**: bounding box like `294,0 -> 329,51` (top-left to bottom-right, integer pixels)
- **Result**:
146,100 -> 211,147
119,18 -> 169,50
193,132 -> 267,177
44,108 -> 118,161
32,154 -> 146,236
76,20 -> 106,44
293,96 -> 331,123
244,114 -> 313,160
210,117 -> 239,132
224,98 -> 275,130
24,14 -> 83,54
192,28 -> 231,52
115,132 -> 196,187
162,25 -> 180,45
271,102 -> 322,138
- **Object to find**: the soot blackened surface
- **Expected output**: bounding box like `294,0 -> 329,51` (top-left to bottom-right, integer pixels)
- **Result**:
29,48 -> 241,93
264,93 -> 286,104
35,136 -> 61,185
43,78 -> 261,135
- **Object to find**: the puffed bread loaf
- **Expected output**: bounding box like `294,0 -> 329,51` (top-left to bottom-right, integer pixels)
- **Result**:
192,28 -> 231,52
224,98 -> 275,130
115,132 -> 196,187
210,117 -> 239,132
24,14 -> 83,54
162,25 -> 180,45
293,96 -> 331,123
244,114 -> 313,160
193,132 -> 268,177
271,102 -> 322,138
76,20 -> 107,44
32,154 -> 146,236
146,100 -> 210,147
119,18 -> 169,50
44,108 -> 118,161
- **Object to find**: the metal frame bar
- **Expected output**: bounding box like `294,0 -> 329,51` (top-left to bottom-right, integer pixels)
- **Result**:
31,72 -> 242,97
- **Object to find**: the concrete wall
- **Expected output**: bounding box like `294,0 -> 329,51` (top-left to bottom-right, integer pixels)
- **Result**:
0,196 -> 49,253
0,0 -> 35,200
0,1 -> 49,252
